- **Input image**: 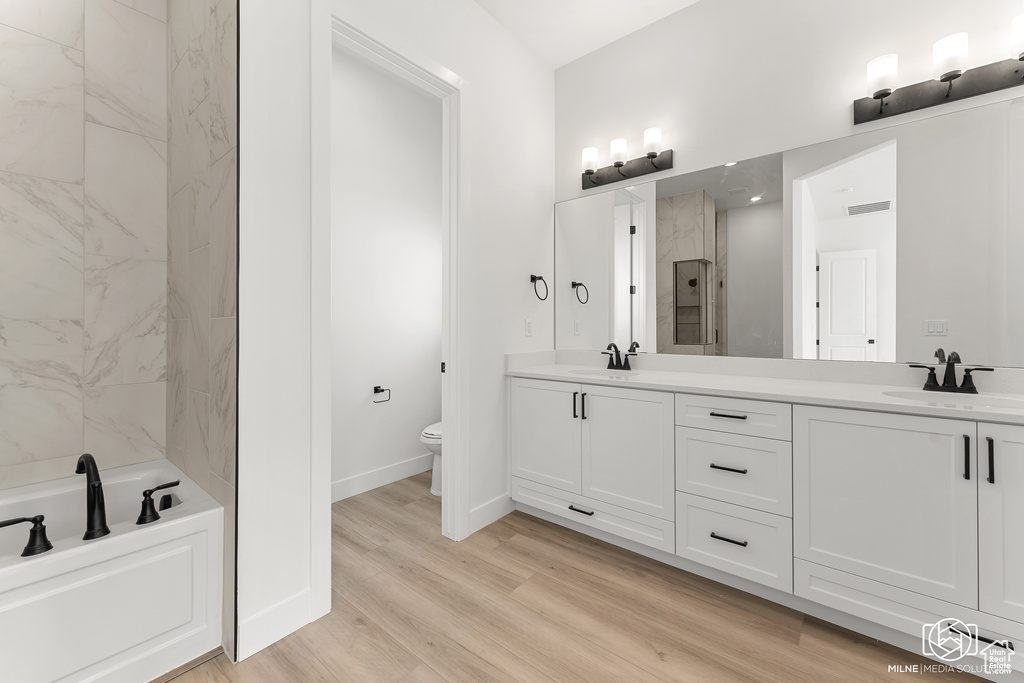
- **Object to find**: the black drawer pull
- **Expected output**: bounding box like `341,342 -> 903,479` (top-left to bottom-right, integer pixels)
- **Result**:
569,505 -> 594,517
710,464 -> 748,475
963,435 -> 971,480
581,393 -> 587,420
987,436 -> 996,484
710,532 -> 748,547
572,391 -> 578,419
709,412 -> 747,421
949,625 -> 1014,652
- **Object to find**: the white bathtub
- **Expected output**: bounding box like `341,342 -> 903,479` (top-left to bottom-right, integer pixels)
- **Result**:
0,459 -> 222,683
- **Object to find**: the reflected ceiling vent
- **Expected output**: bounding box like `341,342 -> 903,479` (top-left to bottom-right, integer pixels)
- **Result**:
726,186 -> 750,196
847,200 -> 892,216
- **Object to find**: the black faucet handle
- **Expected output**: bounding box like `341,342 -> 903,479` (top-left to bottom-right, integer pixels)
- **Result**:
909,364 -> 941,390
137,481 -> 180,525
0,515 -> 53,557
622,352 -> 638,371
959,367 -> 994,395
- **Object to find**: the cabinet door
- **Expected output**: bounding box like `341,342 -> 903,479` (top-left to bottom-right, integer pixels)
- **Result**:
510,378 -> 582,493
979,423 -> 1024,622
794,406 -> 978,608
582,385 -> 674,520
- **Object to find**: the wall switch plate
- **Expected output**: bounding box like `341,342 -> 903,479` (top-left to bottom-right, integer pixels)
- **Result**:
574,320 -> 581,336
925,319 -> 947,336
524,318 -> 532,337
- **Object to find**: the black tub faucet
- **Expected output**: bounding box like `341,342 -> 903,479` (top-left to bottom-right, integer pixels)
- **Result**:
603,343 -> 622,369
75,453 -> 110,540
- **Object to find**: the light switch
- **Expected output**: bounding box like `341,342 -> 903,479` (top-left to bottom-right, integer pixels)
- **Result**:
925,319 -> 947,336
524,318 -> 533,337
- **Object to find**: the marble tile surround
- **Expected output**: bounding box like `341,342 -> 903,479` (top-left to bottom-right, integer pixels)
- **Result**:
84,0 -> 167,140
0,24 -> 84,183
0,0 -> 169,489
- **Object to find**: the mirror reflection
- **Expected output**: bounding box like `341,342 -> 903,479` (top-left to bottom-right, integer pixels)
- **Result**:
554,97 -> 1024,367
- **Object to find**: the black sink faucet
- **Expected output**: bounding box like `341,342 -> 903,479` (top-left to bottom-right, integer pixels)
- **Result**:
603,343 -> 622,369
934,348 -> 946,364
623,342 -> 640,370
75,453 -> 110,540
942,351 -> 961,390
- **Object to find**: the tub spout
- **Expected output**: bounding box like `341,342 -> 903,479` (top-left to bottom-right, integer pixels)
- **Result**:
76,454 -> 110,540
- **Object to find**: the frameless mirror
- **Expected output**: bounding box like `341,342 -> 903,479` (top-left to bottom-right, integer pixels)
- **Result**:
554,96 -> 1024,367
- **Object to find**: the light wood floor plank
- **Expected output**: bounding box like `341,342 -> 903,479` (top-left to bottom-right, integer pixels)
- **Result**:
173,473 -> 980,683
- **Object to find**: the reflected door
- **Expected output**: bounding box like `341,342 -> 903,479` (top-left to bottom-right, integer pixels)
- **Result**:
818,249 -> 877,361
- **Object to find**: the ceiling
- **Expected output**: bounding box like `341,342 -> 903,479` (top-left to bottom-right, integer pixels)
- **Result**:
805,142 -> 897,223
473,0 -> 705,69
656,153 -> 783,211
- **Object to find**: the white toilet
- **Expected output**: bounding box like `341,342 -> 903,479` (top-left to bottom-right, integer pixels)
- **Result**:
420,422 -> 443,496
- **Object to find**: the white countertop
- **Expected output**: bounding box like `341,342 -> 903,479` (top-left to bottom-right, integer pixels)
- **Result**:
507,363 -> 1024,425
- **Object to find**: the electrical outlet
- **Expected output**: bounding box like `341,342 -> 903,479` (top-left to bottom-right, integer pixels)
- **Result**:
574,320 -> 581,336
924,319 -> 947,336
524,318 -> 533,337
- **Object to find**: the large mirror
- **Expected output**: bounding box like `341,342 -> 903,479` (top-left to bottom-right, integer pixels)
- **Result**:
554,96 -> 1024,367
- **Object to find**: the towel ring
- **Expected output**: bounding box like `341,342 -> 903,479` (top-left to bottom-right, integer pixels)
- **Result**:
530,275 -> 549,301
571,281 -> 589,304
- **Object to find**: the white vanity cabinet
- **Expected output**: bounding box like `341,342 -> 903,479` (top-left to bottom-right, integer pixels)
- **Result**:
510,377 -> 675,551
793,405 -> 978,608
979,423 -> 1024,623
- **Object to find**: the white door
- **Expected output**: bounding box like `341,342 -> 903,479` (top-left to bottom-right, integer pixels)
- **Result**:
510,378 -> 582,493
793,406 -> 978,608
979,423 -> 1024,622
818,249 -> 877,361
581,385 -> 674,520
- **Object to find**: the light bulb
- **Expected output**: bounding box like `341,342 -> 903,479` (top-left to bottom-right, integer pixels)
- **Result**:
866,54 -> 898,98
582,147 -> 598,174
643,128 -> 662,158
933,33 -> 968,82
610,138 -> 628,167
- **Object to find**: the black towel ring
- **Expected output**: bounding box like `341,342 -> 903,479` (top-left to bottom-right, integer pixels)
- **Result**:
571,281 -> 589,304
530,275 -> 549,301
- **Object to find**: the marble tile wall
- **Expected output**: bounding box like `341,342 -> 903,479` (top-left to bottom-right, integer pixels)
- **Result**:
166,0 -> 237,657
0,0 -> 168,490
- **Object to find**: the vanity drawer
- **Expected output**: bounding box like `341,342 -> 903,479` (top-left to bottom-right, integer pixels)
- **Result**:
676,428 -> 792,516
675,394 -> 792,441
676,493 -> 792,593
512,478 -> 674,553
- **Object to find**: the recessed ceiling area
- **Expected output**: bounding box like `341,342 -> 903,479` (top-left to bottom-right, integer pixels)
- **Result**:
804,142 -> 897,223
656,153 -> 783,211
473,0 -> 705,69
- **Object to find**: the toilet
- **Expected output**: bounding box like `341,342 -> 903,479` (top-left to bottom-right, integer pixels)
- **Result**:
420,422 -> 443,496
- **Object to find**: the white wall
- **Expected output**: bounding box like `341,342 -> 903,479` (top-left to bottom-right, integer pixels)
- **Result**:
727,202 -> 784,358
237,0 -> 330,660
555,0 -> 1024,203
330,48 -> 442,500
331,0 -> 556,531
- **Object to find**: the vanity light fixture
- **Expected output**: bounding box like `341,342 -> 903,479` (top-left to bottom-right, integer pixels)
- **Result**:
581,129 -> 674,189
866,54 -> 898,112
854,23 -> 1024,125
1013,14 -> 1024,61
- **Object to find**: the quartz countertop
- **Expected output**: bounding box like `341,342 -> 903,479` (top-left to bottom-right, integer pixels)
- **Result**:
507,363 -> 1024,425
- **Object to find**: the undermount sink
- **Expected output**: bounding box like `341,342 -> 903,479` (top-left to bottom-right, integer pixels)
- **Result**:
882,390 -> 1024,411
568,368 -> 640,380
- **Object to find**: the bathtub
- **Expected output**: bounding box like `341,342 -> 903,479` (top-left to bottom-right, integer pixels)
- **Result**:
0,459 -> 222,683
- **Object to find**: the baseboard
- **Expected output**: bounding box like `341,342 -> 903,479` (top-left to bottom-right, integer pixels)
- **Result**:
236,590 -> 310,661
468,493 -> 515,535
332,453 -> 433,502
152,647 -> 222,682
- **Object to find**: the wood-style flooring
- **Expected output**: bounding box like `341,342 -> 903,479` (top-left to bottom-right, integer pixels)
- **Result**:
172,472 -> 978,682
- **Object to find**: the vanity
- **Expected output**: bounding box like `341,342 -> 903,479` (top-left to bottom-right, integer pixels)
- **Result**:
508,357 -> 1024,677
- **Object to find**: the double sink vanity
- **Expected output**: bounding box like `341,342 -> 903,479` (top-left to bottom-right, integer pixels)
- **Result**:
507,355 -> 1024,675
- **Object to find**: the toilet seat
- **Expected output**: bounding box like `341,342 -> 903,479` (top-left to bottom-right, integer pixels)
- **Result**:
421,422 -> 442,442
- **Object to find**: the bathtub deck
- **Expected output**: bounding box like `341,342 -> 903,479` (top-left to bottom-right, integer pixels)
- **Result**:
171,471 -> 979,682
